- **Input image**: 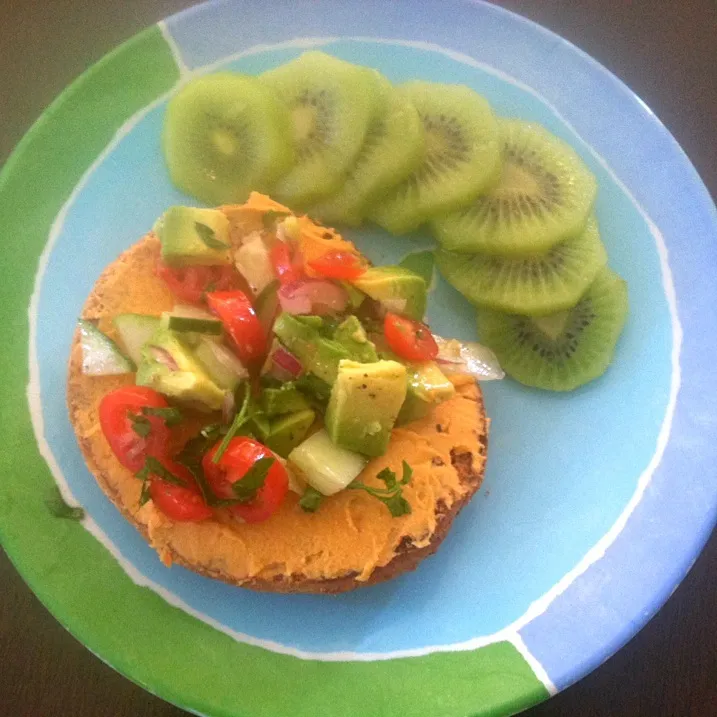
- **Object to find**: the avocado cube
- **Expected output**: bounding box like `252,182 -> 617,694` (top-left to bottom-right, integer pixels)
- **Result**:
351,266 -> 427,321
155,206 -> 232,267
135,328 -> 227,411
332,316 -> 378,363
264,409 -> 316,458
261,384 -> 311,416
326,359 -> 407,457
397,361 -> 455,425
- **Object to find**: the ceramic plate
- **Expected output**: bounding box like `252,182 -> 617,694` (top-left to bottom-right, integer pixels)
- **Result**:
1,1 -> 716,715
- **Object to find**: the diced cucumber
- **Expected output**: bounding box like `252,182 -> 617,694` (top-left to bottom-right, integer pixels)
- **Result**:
166,315 -> 223,335
193,337 -> 248,391
288,429 -> 368,496
78,319 -> 134,375
113,314 -> 161,365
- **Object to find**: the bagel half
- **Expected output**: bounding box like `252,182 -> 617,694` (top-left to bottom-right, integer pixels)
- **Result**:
67,234 -> 489,593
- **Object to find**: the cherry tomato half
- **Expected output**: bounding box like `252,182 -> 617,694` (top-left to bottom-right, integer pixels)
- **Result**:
98,386 -> 172,473
148,459 -> 213,522
202,437 -> 289,523
205,290 -> 267,364
307,250 -> 366,280
270,241 -> 303,284
156,260 -> 237,304
384,312 -> 439,362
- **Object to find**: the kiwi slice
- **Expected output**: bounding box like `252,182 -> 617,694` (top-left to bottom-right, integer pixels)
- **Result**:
432,119 -> 597,255
309,76 -> 425,226
436,216 -> 607,315
369,82 -> 501,235
163,73 -> 294,206
260,51 -> 383,208
476,267 -> 628,391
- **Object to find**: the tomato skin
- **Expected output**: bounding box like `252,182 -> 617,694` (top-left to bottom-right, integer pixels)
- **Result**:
202,438 -> 289,523
383,312 -> 439,362
98,387 -> 172,473
307,250 -> 366,280
206,290 -> 267,364
148,460 -> 213,522
270,241 -> 303,284
156,260 -> 237,303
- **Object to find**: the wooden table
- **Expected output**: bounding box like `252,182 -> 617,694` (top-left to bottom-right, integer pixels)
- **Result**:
1,1 -> 715,715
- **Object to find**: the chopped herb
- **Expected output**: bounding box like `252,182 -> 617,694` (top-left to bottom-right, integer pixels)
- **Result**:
205,281 -> 217,294
141,406 -> 183,426
200,423 -> 226,441
299,486 -> 324,513
128,412 -> 152,437
135,456 -> 187,487
262,210 -> 290,229
195,221 -> 231,250
175,433 -> 217,505
295,373 -> 332,406
254,279 -> 280,314
232,456 -> 275,502
139,481 -> 152,506
212,384 -> 252,463
348,462 -> 413,518
46,487 -> 85,521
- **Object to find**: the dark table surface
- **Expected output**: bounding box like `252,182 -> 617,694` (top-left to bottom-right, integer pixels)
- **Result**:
1,1 -> 716,715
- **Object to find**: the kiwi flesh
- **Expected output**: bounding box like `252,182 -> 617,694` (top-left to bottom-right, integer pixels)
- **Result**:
369,81 -> 501,235
436,215 -> 607,315
260,51 -> 383,208
162,73 -> 294,206
309,76 -> 425,226
432,119 -> 597,255
476,267 -> 628,391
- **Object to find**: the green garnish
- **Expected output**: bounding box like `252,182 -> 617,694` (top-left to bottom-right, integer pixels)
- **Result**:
135,456 -> 187,487
231,456 -> 275,502
295,373 -> 332,406
212,385 -> 253,464
141,406 -> 183,426
129,412 -> 152,437
46,486 -> 85,521
139,481 -> 152,506
254,279 -> 280,314
348,460 -> 413,517
195,221 -> 231,250
262,210 -> 290,229
299,486 -> 324,513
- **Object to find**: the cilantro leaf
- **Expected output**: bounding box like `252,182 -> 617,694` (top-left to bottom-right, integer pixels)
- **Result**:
262,210 -> 290,230
348,462 -> 413,517
232,456 -> 275,502
46,487 -> 85,521
139,481 -> 152,506
212,385 -> 252,463
135,456 -> 187,487
141,406 -> 183,426
195,222 -> 230,250
128,412 -> 151,437
299,486 -> 323,513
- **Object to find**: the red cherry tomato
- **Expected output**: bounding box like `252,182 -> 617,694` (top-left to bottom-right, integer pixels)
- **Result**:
383,312 -> 439,362
307,250 -> 366,280
205,290 -> 266,364
147,459 -> 213,522
270,241 -> 303,284
98,387 -> 172,473
202,437 -> 289,523
156,260 -> 237,304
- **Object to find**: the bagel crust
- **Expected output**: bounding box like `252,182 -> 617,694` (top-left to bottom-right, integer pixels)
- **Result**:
67,234 -> 489,593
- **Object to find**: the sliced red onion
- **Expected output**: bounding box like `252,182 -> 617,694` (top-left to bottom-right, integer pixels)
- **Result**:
434,336 -> 504,381
149,346 -> 179,372
272,346 -> 303,378
278,279 -> 348,316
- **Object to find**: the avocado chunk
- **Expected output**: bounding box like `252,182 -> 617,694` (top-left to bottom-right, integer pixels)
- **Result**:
136,328 -> 227,411
397,361 -> 455,425
332,316 -> 378,363
261,383 -> 311,416
326,359 -> 408,457
252,409 -> 316,458
351,266 -> 427,321
273,313 -> 352,384
155,206 -> 232,267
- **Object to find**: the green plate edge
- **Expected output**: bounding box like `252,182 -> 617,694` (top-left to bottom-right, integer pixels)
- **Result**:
0,21 -> 549,717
